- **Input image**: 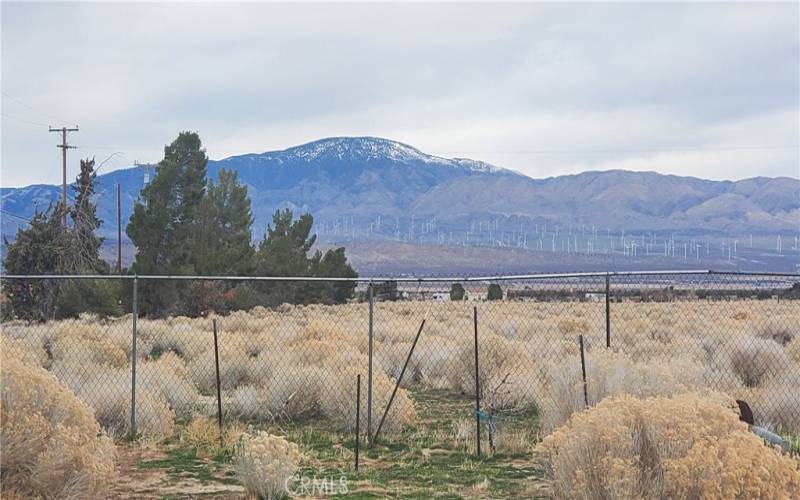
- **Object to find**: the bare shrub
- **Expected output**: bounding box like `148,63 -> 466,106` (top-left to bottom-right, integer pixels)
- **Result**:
446,334 -> 530,395
537,350 -> 705,433
266,367 -> 324,420
229,385 -> 272,421
730,336 -> 790,387
538,392 -> 800,499
320,365 -> 416,435
234,431 -> 301,500
757,322 -> 799,346
1,356 -> 116,498
188,345 -> 255,394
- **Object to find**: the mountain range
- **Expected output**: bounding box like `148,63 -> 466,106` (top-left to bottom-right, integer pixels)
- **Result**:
2,137 -> 798,272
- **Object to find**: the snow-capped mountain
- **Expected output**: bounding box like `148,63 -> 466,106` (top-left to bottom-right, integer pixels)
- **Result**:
1,136 -> 798,272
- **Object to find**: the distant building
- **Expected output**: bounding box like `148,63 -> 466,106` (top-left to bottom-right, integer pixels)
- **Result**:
465,290 -> 487,302
584,292 -> 605,303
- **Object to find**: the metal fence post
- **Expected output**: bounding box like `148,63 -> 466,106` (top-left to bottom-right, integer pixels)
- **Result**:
605,274 -> 611,348
473,306 -> 481,457
130,275 -> 138,438
366,282 -> 374,446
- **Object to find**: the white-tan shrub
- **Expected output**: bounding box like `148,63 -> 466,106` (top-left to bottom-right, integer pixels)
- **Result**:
320,365 -> 416,435
70,367 -> 176,440
234,431 -> 301,500
50,322 -> 127,368
1,356 -> 116,498
229,385 -> 272,421
266,367 -> 324,420
537,350 -> 705,433
139,358 -> 200,419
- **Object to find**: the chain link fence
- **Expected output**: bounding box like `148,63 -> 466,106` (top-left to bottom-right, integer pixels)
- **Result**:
2,271 -> 799,450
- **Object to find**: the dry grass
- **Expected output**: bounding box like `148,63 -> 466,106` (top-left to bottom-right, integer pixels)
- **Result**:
2,297 -> 799,444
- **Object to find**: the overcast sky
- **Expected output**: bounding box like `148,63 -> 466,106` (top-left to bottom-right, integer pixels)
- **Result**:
1,2 -> 798,187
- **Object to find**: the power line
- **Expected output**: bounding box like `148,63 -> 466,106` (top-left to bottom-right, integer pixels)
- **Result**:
1,91 -> 73,126
1,112 -> 49,127
0,209 -> 33,224
429,145 -> 800,155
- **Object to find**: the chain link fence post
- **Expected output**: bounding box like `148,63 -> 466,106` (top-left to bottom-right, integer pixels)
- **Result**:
366,282 -> 374,446
605,273 -> 611,348
130,275 -> 138,438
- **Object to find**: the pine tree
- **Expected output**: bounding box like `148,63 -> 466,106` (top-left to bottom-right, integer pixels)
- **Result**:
127,132 -> 208,315
309,247 -> 358,303
450,283 -> 466,301
2,205 -> 68,320
197,169 -> 254,276
253,209 -> 357,305
66,157 -> 104,272
255,209 -> 316,277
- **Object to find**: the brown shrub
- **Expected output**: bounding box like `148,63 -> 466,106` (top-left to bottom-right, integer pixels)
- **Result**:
446,334 -> 531,396
730,337 -> 790,387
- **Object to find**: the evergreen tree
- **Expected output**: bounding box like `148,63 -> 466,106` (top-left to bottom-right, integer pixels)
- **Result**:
309,247 -> 358,303
255,209 -> 316,277
2,205 -> 68,320
57,157 -> 121,318
450,283 -> 466,301
196,169 -> 254,276
254,209 -> 357,305
487,283 -> 503,301
127,132 -> 208,315
190,169 -> 255,314
66,157 -> 104,272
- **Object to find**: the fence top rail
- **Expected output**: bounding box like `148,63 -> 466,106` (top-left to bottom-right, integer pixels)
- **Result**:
1,269 -> 798,283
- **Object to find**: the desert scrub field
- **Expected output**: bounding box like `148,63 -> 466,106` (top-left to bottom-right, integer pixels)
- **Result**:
1,298 -> 799,497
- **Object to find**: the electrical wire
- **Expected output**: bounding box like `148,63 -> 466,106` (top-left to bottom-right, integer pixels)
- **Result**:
1,91 -> 73,126
1,112 -> 49,127
0,209 -> 33,224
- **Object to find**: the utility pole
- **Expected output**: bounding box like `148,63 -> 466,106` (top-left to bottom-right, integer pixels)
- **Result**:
135,160 -> 155,185
49,126 -> 79,224
117,183 -> 122,274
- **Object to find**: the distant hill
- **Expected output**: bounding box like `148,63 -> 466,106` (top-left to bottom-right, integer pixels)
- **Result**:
2,136 -> 798,272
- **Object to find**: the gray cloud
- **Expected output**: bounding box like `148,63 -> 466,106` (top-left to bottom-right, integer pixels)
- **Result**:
2,2 -> 798,187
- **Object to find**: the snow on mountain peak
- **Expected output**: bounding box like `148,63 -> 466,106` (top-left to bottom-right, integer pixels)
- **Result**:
253,137 -> 507,174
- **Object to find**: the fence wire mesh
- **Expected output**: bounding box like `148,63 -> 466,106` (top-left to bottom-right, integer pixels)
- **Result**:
1,272 -> 798,448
